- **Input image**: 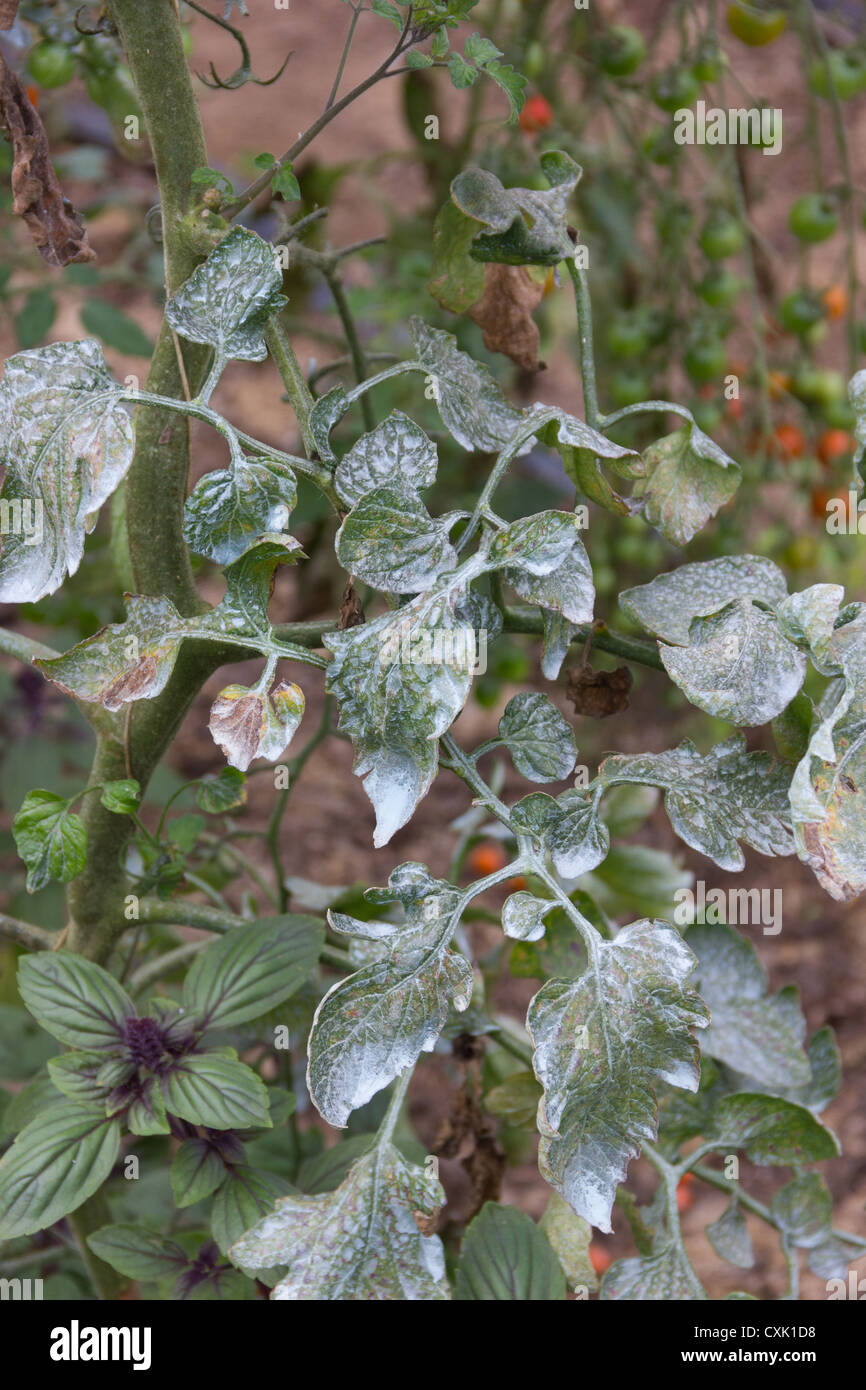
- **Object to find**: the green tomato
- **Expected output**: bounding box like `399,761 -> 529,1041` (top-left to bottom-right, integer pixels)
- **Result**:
524,40 -> 545,80
593,564 -> 616,596
699,210 -> 745,260
614,533 -> 646,564
493,646 -> 531,682
809,50 -> 866,100
597,25 -> 646,77
781,536 -> 819,571
684,336 -> 727,385
789,194 -> 839,244
27,39 -> 76,89
474,676 -> 501,710
655,200 -> 693,241
643,307 -> 673,346
606,311 -> 651,359
779,288 -> 825,335
726,2 -> 787,46
691,399 -> 724,433
693,40 -> 725,83
642,125 -> 680,165
821,397 -> 857,430
696,266 -> 742,308
792,367 -> 846,406
651,66 -> 700,113
609,367 -> 652,408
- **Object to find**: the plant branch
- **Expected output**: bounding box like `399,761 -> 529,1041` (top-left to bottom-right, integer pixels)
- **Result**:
0,913 -> 56,952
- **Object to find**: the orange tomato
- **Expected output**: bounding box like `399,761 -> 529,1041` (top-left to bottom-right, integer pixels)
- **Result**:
589,1244 -> 612,1275
506,875 -> 528,892
810,486 -> 852,520
773,422 -> 806,459
677,1173 -> 696,1211
467,842 -> 508,876
519,94 -> 554,134
822,284 -> 848,320
768,370 -> 792,399
725,396 -> 744,421
25,84 -> 39,108
817,428 -> 855,467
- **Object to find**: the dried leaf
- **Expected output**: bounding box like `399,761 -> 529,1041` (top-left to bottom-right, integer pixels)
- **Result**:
0,1 -> 20,28
208,679 -> 305,771
0,55 -> 94,267
567,663 -> 632,718
468,264 -> 543,372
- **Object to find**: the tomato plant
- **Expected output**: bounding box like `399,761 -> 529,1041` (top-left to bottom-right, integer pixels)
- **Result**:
0,0 -> 863,1324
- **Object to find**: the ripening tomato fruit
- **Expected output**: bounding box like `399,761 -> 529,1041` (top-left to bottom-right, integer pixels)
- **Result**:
519,94 -> 553,134
772,422 -> 806,460
677,1174 -> 696,1212
506,876 -> 528,893
726,395 -> 744,421
767,370 -> 792,399
822,284 -> 848,320
589,1244 -> 612,1275
468,843 -> 508,876
597,24 -> 646,77
817,428 -> 855,467
811,486 -> 848,521
789,193 -> 840,244
727,2 -> 787,46
27,39 -> 76,88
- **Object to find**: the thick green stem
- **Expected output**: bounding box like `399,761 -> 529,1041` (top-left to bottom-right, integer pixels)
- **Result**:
566,259 -> 601,428
67,3 -> 214,966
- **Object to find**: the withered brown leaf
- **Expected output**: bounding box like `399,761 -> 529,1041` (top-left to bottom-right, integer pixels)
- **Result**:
0,53 -> 95,266
0,2 -> 20,29
338,577 -> 365,630
567,663 -> 633,718
468,263 -> 544,372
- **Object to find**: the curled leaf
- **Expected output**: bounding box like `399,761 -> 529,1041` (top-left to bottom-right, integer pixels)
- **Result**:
0,54 -> 95,266
209,679 -> 304,771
